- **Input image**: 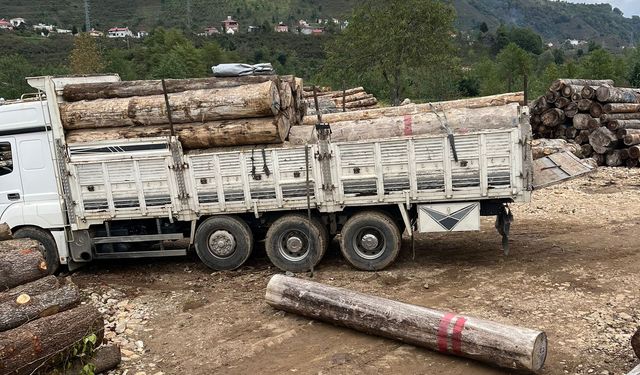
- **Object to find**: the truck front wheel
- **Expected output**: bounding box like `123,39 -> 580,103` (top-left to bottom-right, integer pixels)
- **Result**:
194,216 -> 253,271
13,227 -> 60,274
340,211 -> 401,271
265,214 -> 328,273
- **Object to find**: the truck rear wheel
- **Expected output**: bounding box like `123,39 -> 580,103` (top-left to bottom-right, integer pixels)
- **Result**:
265,214 -> 328,273
340,211 -> 401,271
13,227 -> 60,274
194,216 -> 253,271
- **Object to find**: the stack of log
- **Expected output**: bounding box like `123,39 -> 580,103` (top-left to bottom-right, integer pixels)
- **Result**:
0,223 -> 121,375
62,75 -> 306,150
531,79 -> 640,167
303,86 -> 379,115
289,92 -> 525,144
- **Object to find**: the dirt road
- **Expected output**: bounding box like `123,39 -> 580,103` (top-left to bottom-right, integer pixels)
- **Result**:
75,168 -> 640,375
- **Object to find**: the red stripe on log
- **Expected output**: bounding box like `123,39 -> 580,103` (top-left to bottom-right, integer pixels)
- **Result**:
403,115 -> 413,135
437,313 -> 455,353
451,316 -> 467,355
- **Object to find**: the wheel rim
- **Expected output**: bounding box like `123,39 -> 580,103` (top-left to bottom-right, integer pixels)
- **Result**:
352,226 -> 386,260
207,230 -> 236,258
277,229 -> 310,262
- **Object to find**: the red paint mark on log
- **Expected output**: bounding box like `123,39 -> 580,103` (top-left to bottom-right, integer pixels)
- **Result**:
403,115 -> 413,135
31,333 -> 42,354
19,248 -> 35,255
451,316 -> 467,355
437,313 -> 455,353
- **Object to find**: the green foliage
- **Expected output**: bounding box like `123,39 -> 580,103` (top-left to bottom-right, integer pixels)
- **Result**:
494,25 -> 543,55
322,0 -> 457,104
0,55 -> 36,99
69,33 -> 105,74
496,43 -> 533,92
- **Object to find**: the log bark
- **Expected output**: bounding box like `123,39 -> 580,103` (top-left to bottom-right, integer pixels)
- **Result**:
603,103 -> 640,114
632,327 -> 640,359
301,93 -> 524,125
606,150 -> 625,167
589,127 -> 618,154
0,223 -> 11,241
630,146 -> 640,159
541,108 -> 565,127
573,114 -> 599,130
550,79 -> 614,92
343,97 -> 378,109
554,97 -> 570,109
608,120 -> 640,131
0,275 -> 59,304
333,92 -> 374,105
0,304 -> 104,375
265,274 -> 547,372
531,139 -> 581,160
531,97 -> 550,115
575,130 -> 592,145
64,345 -> 121,374
627,158 -> 639,167
601,113 -> 640,122
624,134 -> 640,146
581,86 -> 597,100
617,128 -> 640,138
545,90 -> 559,104
581,144 -> 593,157
0,281 -> 80,332
290,104 -> 521,145
577,99 -> 593,112
60,81 -> 281,129
66,115 -> 290,149
561,85 -> 583,98
593,153 -> 606,166
0,239 -> 48,290
564,102 -> 578,118
596,87 -> 640,103
590,102 -> 604,118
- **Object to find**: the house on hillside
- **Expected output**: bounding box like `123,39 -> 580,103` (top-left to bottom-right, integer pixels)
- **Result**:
199,26 -> 220,36
9,18 -> 25,27
0,19 -> 13,29
107,27 -> 133,38
32,23 -> 55,32
56,28 -> 72,34
137,31 -> 148,38
247,25 -> 260,33
301,24 -> 324,35
222,16 -> 239,33
275,22 -> 288,33
89,28 -> 104,37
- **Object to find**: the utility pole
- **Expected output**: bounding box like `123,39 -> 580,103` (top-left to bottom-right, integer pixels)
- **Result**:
84,0 -> 91,31
186,0 -> 192,30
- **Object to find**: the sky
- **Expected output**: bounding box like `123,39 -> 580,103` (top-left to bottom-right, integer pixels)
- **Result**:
562,0 -> 640,17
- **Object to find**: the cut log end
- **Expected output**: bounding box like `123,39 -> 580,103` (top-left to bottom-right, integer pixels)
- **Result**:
532,332 -> 548,372
15,293 -> 31,305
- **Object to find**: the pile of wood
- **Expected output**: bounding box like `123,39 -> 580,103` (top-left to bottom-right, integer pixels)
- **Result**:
531,79 -> 640,167
62,75 -> 306,150
290,92 -> 525,144
303,86 -> 379,115
0,223 -> 120,375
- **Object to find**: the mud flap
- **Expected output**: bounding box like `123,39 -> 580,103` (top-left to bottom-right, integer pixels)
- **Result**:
495,205 -> 513,255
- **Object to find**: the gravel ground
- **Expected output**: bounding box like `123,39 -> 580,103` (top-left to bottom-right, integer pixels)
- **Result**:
73,167 -> 640,375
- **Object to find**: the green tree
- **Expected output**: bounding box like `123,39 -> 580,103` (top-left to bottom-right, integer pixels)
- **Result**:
580,48 -> 615,79
496,43 -> 532,93
69,33 -> 104,74
0,55 -> 35,99
323,0 -> 456,105
104,49 -> 137,80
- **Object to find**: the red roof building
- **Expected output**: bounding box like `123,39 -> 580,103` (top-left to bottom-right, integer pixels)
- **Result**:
222,16 -> 238,32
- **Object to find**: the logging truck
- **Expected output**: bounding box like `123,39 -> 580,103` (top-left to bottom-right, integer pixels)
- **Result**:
0,75 -> 536,273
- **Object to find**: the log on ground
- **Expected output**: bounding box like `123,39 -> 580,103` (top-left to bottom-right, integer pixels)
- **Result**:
60,81 -> 281,129
0,223 -> 10,241
301,92 -> 524,125
608,120 -> 640,131
601,113 -> 640,122
0,281 -> 80,332
542,108 -> 565,127
0,304 -> 104,375
64,345 -> 121,374
603,103 -> 640,114
606,150 -> 626,167
61,75 -> 280,101
590,102 -> 604,118
577,99 -> 593,112
596,87 -> 640,103
0,239 -> 48,290
531,139 -> 581,160
343,97 -> 378,109
630,146 -> 640,159
290,104 -> 521,145
573,114 -> 599,130
0,275 -> 59,304
66,115 -> 290,149
589,127 -> 618,154
265,274 -> 547,372
633,327 -> 640,359
624,134 -> 640,146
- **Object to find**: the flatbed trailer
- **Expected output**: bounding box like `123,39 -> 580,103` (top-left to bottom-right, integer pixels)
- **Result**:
0,75 -> 533,272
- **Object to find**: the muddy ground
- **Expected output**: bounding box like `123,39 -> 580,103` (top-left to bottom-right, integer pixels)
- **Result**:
74,167 -> 640,375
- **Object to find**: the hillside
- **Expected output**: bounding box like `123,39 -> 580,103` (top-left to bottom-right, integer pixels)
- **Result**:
1,0 -> 639,47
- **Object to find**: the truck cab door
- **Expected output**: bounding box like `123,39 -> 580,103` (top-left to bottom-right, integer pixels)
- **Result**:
0,138 -> 23,219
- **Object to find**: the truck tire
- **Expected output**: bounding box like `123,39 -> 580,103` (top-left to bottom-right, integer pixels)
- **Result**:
13,227 -> 60,274
340,211 -> 401,271
194,216 -> 253,271
265,214 -> 328,273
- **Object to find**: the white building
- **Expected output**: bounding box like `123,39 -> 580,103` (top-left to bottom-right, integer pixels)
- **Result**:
107,27 -> 133,38
9,18 -> 25,27
33,23 -> 55,32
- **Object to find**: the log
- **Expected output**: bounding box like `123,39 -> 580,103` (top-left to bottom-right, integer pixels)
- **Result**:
608,120 -> 640,131
554,97 -> 570,109
0,281 -> 80,331
545,90 -> 559,104
581,144 -> 593,157
0,223 -> 10,241
66,115 -> 290,149
290,104 -> 521,145
333,92 -> 374,105
330,87 -> 365,98
573,114 -> 600,130
0,239 -> 48,290
61,75 -> 280,101
278,82 -> 293,111
301,93 -> 524,125
589,127 -> 618,154
593,153 -> 606,166
541,108 -> 566,127
564,102 -> 579,118
630,146 -> 640,160
617,129 -> 640,138
561,85 -> 583,98
60,81 -> 281,129
343,97 -> 378,109
601,113 -> 640,122
624,134 -> 640,146
265,274 -> 547,372
566,127 -> 579,139
603,103 -> 640,114
531,97 -> 550,115
590,102 -> 604,118
577,99 -> 593,112
620,148 -> 630,160
575,130 -> 592,145
627,158 -> 639,168
606,150 -> 625,167
596,87 -> 640,103
581,85 -> 597,100
0,275 -> 59,304
64,345 -> 122,374
0,304 -> 104,375
550,79 -> 614,92
632,327 -> 640,359
531,139 -> 581,160
571,93 -> 582,102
